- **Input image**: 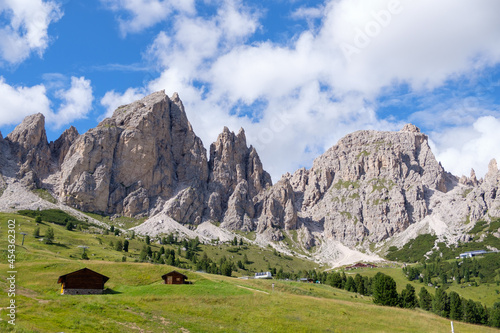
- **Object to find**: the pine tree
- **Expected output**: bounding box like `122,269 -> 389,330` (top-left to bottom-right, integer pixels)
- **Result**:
418,287 -> 432,311
345,276 -> 357,292
449,291 -> 462,320
432,287 -> 449,318
489,302 -> 500,328
372,272 -> 399,307
44,227 -> 54,244
139,245 -> 148,262
354,274 -> 365,295
145,235 -> 150,245
33,226 -> 40,238
115,240 -> 123,252
221,261 -> 233,276
400,284 -> 417,308
123,240 -> 129,252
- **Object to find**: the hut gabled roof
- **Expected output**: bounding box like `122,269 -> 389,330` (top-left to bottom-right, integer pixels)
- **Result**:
161,270 -> 188,280
57,268 -> 110,284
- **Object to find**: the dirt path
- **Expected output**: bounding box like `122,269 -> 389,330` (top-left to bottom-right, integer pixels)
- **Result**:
236,285 -> 270,294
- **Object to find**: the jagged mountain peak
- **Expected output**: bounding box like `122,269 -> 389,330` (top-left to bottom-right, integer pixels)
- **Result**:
56,90 -> 208,217
400,123 -> 421,133
5,112 -> 51,186
108,90 -> 168,125
207,125 -> 272,226
1,92 -> 499,267
6,112 -> 47,148
486,158 -> 499,183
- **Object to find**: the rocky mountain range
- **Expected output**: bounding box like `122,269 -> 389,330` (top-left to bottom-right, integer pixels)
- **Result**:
1,90 -> 499,266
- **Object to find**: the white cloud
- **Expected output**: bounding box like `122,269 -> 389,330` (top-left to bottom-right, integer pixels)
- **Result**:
431,116 -> 500,178
101,88 -> 145,118
217,0 -> 260,42
0,76 -> 51,125
101,0 -> 195,36
0,76 -> 93,129
49,77 -> 94,128
103,0 -> 500,180
291,4 -> 324,30
0,0 -> 62,64
291,6 -> 324,21
323,0 -> 500,94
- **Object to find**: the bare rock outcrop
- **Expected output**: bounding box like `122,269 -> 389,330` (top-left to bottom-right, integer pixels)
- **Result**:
254,178 -> 297,232
273,124 -> 450,246
4,91 -> 500,260
5,113 -> 52,187
461,159 -> 500,221
56,90 -> 209,218
50,126 -> 79,165
222,180 -> 255,231
207,127 -> 272,225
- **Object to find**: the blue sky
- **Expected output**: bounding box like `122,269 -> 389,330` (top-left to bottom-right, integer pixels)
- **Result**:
1,0 -> 500,181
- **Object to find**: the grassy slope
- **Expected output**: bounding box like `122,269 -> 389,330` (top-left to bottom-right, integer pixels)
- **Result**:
345,265 -> 500,307
0,213 -> 498,332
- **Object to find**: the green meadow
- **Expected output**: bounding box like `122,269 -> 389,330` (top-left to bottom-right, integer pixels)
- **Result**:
0,212 -> 499,332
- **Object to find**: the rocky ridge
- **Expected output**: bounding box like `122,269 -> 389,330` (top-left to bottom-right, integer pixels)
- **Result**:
1,91 -> 499,266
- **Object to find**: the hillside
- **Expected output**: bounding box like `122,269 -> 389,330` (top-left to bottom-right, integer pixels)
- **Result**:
1,90 -> 500,266
1,212 -> 498,332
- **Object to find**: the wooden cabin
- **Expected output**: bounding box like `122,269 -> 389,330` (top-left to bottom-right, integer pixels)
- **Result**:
162,270 -> 188,285
57,268 -> 109,295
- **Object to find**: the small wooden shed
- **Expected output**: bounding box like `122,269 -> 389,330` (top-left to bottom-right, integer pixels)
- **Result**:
162,270 -> 188,285
58,268 -> 109,295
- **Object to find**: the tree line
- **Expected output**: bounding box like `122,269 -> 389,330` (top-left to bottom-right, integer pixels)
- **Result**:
322,270 -> 500,328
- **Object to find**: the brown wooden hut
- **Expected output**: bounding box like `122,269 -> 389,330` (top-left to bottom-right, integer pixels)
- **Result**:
57,268 -> 109,295
162,270 -> 188,284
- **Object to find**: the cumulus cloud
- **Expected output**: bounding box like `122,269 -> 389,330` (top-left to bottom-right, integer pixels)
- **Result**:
103,0 -> 500,180
101,88 -> 145,118
0,77 -> 51,125
0,76 -> 93,129
431,116 -> 500,178
101,0 -> 195,36
49,77 -> 94,128
0,0 -> 63,64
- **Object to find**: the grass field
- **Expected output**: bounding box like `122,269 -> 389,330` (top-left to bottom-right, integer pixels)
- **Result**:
1,259 -> 498,332
1,212 -> 499,332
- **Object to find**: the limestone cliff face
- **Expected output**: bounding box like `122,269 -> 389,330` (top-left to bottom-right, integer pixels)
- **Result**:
254,178 -> 298,232
5,113 -> 52,187
3,91 -> 499,255
276,124 -> 450,246
50,126 -> 79,166
57,91 -> 208,217
459,159 -> 500,223
207,127 -> 272,229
